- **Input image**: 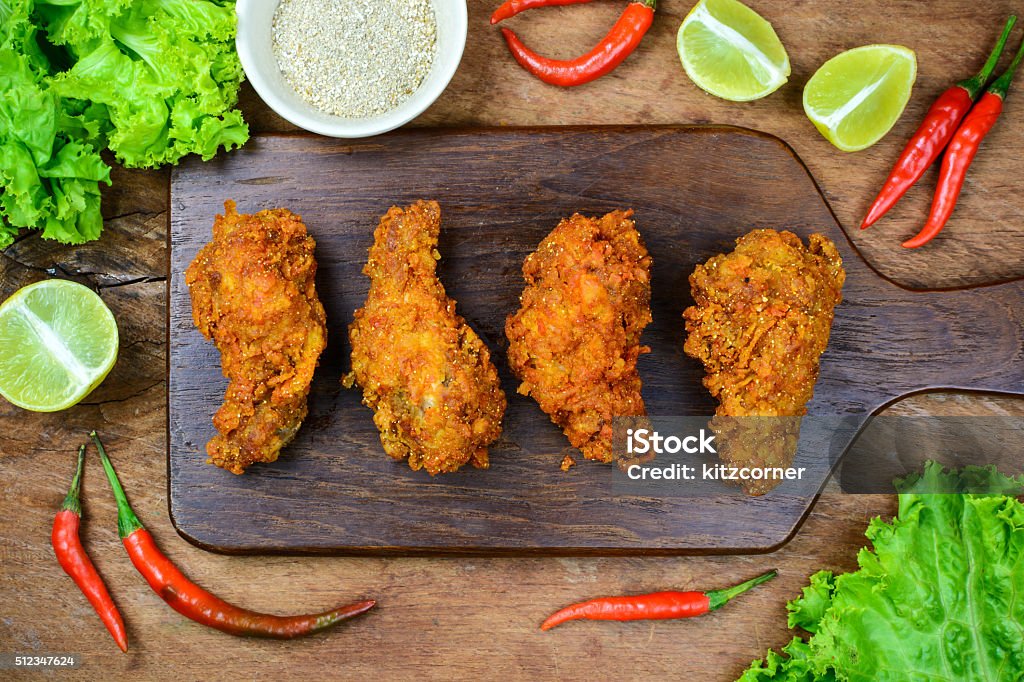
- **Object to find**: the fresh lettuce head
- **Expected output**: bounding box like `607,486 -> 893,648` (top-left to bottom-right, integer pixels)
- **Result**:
741,462 -> 1024,682
0,0 -> 247,246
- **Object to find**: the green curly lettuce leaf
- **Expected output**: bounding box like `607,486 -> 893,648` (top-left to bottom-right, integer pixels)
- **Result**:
42,0 -> 248,168
0,0 -> 109,247
740,638 -> 837,682
785,571 -> 835,635
740,462 -> 1024,682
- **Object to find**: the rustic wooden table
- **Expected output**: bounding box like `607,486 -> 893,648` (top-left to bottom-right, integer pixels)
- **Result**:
1,2 -> 1022,679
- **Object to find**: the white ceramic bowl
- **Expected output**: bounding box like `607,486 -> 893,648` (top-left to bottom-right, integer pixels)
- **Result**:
235,0 -> 467,138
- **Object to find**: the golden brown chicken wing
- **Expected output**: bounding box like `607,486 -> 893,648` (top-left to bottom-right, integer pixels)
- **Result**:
344,201 -> 506,475
683,229 -> 845,494
505,210 -> 652,463
185,201 -> 326,474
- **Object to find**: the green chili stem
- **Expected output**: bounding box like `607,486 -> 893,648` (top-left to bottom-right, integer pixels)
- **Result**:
959,16 -> 1017,98
989,33 -> 1024,99
90,432 -> 144,539
60,444 -> 87,515
707,569 -> 778,611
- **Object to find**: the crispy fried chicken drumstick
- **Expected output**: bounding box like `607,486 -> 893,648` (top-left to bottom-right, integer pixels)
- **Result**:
506,210 -> 652,463
344,201 -> 506,475
683,229 -> 845,495
185,201 -> 327,474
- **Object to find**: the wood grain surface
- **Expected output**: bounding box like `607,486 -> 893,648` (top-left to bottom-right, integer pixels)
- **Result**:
2,1 -> 1024,679
168,128 -> 1023,554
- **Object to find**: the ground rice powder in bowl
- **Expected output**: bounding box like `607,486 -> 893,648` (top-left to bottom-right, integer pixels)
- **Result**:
272,0 -> 438,119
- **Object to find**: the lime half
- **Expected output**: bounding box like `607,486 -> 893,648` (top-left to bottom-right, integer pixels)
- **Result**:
677,0 -> 790,101
804,45 -> 917,152
0,280 -> 118,411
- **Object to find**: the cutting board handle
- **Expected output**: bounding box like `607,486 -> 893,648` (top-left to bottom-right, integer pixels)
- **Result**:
868,277 -> 1024,399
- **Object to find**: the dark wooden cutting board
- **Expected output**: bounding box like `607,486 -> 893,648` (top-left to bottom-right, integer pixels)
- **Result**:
168,127 -> 1024,554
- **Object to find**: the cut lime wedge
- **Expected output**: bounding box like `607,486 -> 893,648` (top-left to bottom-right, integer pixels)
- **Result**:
677,0 -> 791,102
0,279 -> 118,412
804,44 -> 917,152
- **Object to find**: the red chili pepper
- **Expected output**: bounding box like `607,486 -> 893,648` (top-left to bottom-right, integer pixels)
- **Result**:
491,0 -> 594,25
903,36 -> 1024,249
540,569 -> 776,630
500,0 -> 656,87
91,432 -> 375,638
861,16 -> 1016,230
52,445 -> 129,653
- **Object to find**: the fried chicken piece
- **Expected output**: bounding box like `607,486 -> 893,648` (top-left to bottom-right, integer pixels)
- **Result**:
683,229 -> 845,495
505,210 -> 652,463
684,230 -> 845,415
344,201 -> 506,475
185,201 -> 326,474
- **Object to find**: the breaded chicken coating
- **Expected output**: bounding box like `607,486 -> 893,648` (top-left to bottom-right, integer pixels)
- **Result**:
344,201 -> 506,475
683,229 -> 845,494
185,201 -> 326,474
506,210 -> 652,463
